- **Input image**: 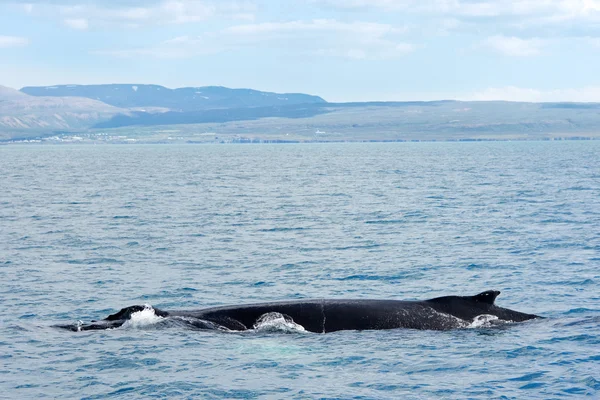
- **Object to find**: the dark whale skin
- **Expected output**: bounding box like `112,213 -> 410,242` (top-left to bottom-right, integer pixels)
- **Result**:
56,290 -> 541,332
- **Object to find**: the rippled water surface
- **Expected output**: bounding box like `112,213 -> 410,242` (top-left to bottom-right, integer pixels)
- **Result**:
1,142 -> 599,399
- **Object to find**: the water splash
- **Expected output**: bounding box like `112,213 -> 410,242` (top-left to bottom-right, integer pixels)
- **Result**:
121,305 -> 164,329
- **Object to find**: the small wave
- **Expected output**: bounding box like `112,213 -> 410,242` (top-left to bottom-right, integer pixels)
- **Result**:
333,244 -> 380,250
563,308 -> 596,315
65,258 -> 124,265
335,274 -> 407,281
253,312 -> 306,333
121,305 -> 164,329
258,227 -> 307,232
559,315 -> 600,327
253,281 -> 274,287
365,219 -> 406,224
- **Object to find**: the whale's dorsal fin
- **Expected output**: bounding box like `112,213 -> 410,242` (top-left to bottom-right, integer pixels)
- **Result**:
469,290 -> 500,305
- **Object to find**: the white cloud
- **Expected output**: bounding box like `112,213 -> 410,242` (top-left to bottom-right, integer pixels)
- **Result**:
159,0 -> 214,23
64,18 -> 89,30
351,84 -> 600,102
224,19 -> 406,36
18,0 -> 255,27
311,0 -> 600,18
223,19 -> 413,60
309,0 -> 600,38
586,36 -> 600,46
0,35 -> 29,48
460,85 -> 600,102
483,35 -> 544,56
92,35 -> 217,58
95,19 -> 414,60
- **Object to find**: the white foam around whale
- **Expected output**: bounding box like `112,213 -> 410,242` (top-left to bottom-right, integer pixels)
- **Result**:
121,305 -> 164,329
253,312 -> 307,333
468,314 -> 502,328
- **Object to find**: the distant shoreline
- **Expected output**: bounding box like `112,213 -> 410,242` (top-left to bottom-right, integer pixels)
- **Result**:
3,136 -> 598,146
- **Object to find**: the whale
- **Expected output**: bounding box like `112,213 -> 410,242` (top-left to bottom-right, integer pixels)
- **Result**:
56,290 -> 541,333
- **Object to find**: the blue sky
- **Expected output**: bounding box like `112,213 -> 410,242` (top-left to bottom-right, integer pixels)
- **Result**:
1,0 -> 600,102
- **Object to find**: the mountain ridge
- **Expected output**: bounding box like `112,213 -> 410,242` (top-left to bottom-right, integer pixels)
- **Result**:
0,85 -> 127,137
21,84 -> 326,111
3,83 -> 600,142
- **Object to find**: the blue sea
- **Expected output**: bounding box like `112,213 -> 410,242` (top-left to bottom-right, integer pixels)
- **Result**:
1,141 -> 599,399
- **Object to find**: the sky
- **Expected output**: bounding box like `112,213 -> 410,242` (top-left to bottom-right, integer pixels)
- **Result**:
1,0 -> 600,102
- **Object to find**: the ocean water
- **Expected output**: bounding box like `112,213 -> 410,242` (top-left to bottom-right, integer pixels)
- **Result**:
0,141 -> 599,399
